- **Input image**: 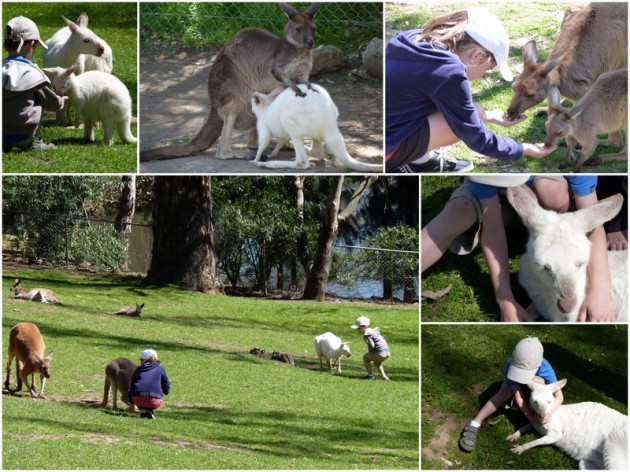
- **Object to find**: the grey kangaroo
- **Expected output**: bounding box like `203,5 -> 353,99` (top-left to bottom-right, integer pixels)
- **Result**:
140,2 -> 320,162
100,358 -> 138,412
113,303 -> 145,317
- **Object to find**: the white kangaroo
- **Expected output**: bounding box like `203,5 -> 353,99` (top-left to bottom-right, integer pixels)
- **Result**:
43,14 -> 111,126
42,64 -> 137,145
251,84 -> 382,172
507,184 -> 627,322
506,379 -> 628,470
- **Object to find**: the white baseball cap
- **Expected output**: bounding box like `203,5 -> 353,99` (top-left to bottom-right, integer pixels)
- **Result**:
140,349 -> 158,361
465,7 -> 513,81
468,175 -> 530,187
5,16 -> 48,53
351,316 -> 370,329
507,337 -> 544,384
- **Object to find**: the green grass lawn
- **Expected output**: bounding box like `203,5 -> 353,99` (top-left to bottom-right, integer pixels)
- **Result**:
2,2 -> 137,173
2,268 -> 419,469
421,325 -> 628,470
385,2 -> 627,174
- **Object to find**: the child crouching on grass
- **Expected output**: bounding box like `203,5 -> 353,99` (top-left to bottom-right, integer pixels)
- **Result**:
351,316 -> 390,380
129,349 -> 170,420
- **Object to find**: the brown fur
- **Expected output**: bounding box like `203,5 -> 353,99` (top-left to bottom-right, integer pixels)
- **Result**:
507,3 -> 627,119
140,3 -> 320,162
100,358 -> 138,412
11,278 -> 62,304
4,323 -> 54,399
114,303 -> 145,317
544,69 -> 627,173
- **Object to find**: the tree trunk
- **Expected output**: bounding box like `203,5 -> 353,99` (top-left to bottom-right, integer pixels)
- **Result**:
145,176 -> 223,293
295,176 -> 313,273
114,175 -> 136,271
302,176 -> 377,300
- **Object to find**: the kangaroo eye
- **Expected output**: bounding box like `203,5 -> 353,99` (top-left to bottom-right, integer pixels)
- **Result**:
295,27 -> 302,32
83,38 -> 90,43
542,264 -> 551,272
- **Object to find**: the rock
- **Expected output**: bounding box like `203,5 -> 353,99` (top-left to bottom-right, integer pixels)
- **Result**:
362,38 -> 383,79
311,45 -> 344,76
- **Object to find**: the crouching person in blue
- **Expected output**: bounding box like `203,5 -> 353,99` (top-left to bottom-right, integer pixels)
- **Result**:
130,349 -> 170,419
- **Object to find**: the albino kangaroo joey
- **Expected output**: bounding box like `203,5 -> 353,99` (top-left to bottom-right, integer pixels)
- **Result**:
42,64 -> 137,145
251,84 -> 382,172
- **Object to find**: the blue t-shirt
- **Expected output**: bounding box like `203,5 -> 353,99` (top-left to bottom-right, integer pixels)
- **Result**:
385,30 -> 524,160
505,357 -> 557,386
469,176 -> 598,199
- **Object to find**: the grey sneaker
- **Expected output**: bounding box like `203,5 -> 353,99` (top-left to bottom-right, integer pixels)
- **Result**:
30,137 -> 56,151
398,151 -> 473,173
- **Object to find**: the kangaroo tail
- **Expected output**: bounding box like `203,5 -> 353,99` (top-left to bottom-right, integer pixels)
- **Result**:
140,107 -> 222,162
325,133 -> 382,172
118,118 -> 138,144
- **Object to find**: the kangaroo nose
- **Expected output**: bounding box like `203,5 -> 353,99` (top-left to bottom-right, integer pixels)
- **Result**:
304,39 -> 314,49
557,296 -> 576,314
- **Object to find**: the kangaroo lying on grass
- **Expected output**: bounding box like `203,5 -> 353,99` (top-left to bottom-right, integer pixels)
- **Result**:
507,379 -> 628,470
251,84 -> 382,171
11,278 -> 61,304
140,3 -> 320,161
100,358 -> 138,412
113,303 -> 145,317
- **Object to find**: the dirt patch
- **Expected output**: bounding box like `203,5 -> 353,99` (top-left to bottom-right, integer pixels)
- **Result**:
151,435 -> 246,452
139,49 -> 383,173
423,410 -> 459,463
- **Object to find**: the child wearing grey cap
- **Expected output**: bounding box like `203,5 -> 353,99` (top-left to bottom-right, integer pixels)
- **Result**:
458,337 -> 564,452
3,16 -> 66,151
351,316 -> 391,381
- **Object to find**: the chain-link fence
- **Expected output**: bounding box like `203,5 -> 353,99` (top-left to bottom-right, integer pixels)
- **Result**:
3,211 -> 418,303
140,2 -> 382,57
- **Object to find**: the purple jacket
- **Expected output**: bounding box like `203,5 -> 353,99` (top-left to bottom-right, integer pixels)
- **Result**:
129,362 -> 170,399
386,30 -> 524,160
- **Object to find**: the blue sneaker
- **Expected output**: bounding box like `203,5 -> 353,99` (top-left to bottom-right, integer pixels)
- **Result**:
365,374 -> 375,380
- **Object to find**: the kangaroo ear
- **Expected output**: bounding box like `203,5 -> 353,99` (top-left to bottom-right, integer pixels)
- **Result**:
46,352 -> 54,361
547,85 -> 561,107
252,93 -> 263,105
521,40 -> 538,65
77,12 -> 89,27
67,64 -> 79,76
305,3 -> 321,18
507,185 -> 549,232
552,378 -> 567,391
568,194 -> 624,235
62,16 -> 79,32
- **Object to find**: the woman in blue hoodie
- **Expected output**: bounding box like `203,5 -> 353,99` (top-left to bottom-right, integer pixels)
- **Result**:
129,349 -> 170,419
386,7 -> 556,173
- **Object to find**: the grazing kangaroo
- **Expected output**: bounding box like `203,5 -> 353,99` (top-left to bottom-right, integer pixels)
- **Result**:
100,358 -> 138,412
113,303 -> 145,317
4,322 -> 54,399
11,278 -> 61,304
251,84 -> 382,171
506,3 -> 627,120
140,3 -> 320,162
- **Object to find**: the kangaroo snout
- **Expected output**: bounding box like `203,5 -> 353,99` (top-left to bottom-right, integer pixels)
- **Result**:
557,295 -> 577,314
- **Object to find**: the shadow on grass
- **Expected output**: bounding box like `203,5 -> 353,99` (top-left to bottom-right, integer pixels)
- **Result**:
4,401 -> 418,465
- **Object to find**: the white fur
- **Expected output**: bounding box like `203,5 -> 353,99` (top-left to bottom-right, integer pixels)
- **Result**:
43,14 -> 112,126
506,379 -> 628,470
43,14 -> 111,75
315,332 -> 351,373
251,84 -> 382,172
507,185 -> 627,322
42,65 -> 136,145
